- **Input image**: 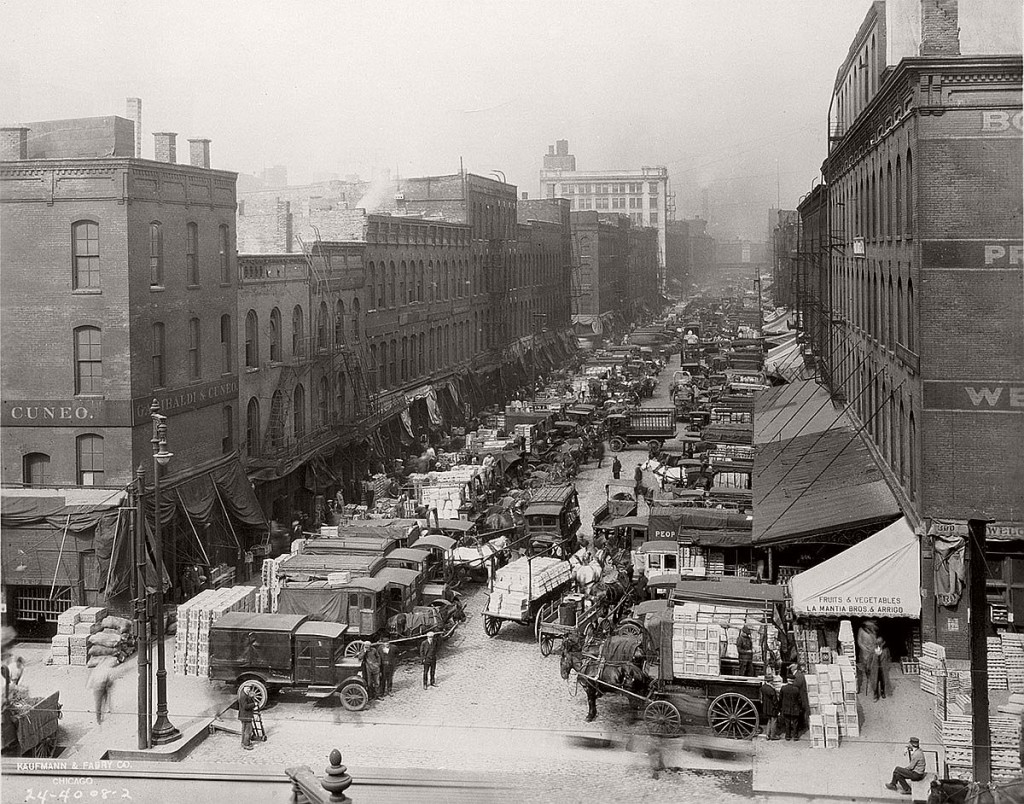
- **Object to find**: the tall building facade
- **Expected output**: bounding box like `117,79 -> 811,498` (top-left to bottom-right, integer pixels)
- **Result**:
791,0 -> 1023,657
539,139 -> 671,286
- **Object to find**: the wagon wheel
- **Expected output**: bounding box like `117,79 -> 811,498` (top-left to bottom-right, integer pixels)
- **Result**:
483,616 -> 502,637
238,678 -> 269,711
540,635 -> 555,657
344,640 -> 368,659
339,681 -> 368,712
644,700 -> 683,737
648,439 -> 662,453
615,619 -> 644,638
609,437 -> 626,452
707,692 -> 759,739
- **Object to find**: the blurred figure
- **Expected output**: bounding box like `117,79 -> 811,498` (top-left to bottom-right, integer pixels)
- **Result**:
89,657 -> 118,724
868,637 -> 892,701
856,620 -> 877,694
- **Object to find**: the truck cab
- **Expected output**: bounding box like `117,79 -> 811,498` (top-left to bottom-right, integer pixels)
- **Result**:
524,484 -> 581,558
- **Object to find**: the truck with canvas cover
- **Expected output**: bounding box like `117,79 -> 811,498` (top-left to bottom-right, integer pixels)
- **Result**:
592,481 -> 639,543
208,612 -> 370,712
605,408 -> 676,452
524,484 -> 581,557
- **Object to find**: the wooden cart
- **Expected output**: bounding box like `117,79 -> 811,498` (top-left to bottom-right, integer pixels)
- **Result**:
1,692 -> 62,757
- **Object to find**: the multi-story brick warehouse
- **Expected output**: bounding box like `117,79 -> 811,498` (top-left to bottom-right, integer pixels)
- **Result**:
237,188 -> 576,519
0,116 -> 265,627
787,0 -> 1023,658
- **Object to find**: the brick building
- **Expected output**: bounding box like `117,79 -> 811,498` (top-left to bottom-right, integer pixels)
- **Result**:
786,0 -> 1023,657
665,218 -> 715,296
0,115 -> 264,625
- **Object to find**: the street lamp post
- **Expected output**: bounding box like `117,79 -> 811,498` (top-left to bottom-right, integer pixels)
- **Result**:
149,399 -> 180,745
133,464 -> 150,749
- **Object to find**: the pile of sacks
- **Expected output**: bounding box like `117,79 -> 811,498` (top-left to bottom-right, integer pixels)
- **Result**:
86,615 -> 136,668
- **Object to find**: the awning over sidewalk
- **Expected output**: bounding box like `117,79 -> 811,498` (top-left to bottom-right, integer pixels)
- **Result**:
789,517 -> 921,619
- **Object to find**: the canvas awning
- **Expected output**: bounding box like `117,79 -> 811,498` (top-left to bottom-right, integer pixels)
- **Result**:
789,517 -> 921,619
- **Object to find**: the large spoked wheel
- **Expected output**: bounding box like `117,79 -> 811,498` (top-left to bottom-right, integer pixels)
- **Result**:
344,640 -> 368,658
540,635 -> 555,657
615,620 -> 644,638
484,616 -> 502,637
707,692 -> 759,739
609,437 -> 626,452
339,681 -> 369,712
648,439 -> 662,453
238,678 -> 269,711
644,700 -> 683,737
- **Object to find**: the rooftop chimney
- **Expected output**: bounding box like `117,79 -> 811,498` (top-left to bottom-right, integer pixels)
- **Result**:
548,145 -> 555,156
521,192 -> 529,200
0,127 -> 29,161
126,97 -> 142,158
920,0 -> 960,56
556,139 -> 569,156
153,132 -> 177,163
188,138 -> 211,169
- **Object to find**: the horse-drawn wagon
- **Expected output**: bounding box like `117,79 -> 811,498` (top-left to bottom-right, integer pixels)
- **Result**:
482,550 -> 573,638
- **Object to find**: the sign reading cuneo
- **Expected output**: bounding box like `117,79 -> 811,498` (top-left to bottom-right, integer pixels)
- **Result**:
1,398 -> 127,427
130,376 -> 239,426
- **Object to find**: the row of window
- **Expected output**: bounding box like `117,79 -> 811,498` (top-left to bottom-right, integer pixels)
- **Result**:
834,147 -> 914,242
834,261 -> 916,353
245,371 -> 356,455
552,182 -> 659,195
243,299 -> 361,369
72,220 -> 232,291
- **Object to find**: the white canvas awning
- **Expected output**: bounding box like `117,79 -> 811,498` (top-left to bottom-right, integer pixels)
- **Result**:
789,517 -> 921,619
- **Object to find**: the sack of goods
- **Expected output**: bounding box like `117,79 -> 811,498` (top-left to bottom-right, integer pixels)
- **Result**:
486,557 -> 571,617
85,616 -> 137,667
174,586 -> 257,678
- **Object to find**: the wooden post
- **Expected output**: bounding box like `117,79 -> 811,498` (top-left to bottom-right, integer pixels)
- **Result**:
969,519 -> 991,784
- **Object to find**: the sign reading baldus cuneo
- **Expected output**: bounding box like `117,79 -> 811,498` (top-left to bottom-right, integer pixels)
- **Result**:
131,377 -> 239,425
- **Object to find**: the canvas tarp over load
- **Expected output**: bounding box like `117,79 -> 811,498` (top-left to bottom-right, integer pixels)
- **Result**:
789,517 -> 921,619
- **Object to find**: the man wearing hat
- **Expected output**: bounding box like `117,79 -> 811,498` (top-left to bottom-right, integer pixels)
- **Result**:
886,736 -> 926,794
736,624 -> 755,676
419,631 -> 438,689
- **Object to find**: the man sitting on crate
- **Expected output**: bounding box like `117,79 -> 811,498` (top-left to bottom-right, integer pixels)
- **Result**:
885,736 -> 926,795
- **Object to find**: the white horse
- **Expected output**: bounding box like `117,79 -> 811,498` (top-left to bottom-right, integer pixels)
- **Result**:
569,548 -> 606,593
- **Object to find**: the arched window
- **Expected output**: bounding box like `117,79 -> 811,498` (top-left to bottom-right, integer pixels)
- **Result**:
399,261 -> 407,307
150,222 -> 163,286
351,297 -> 360,341
335,300 -> 345,344
22,453 -> 50,486
152,322 -> 165,388
410,333 -> 418,377
188,317 -> 201,380
318,375 -> 329,426
905,150 -> 913,236
907,279 -> 915,351
74,326 -> 103,394
895,156 -> 903,236
219,224 -> 232,284
388,261 -> 396,308
293,383 -> 306,441
336,371 -> 346,420
401,336 -> 408,381
368,344 -> 378,390
417,333 -> 425,374
268,391 -> 284,450
442,261 -> 450,300
72,221 -> 100,290
885,161 -> 893,238
246,397 -> 260,457
896,278 -> 904,345
245,310 -> 259,367
317,301 -> 329,351
389,339 -> 397,386
269,307 -> 282,362
186,222 -> 199,285
292,305 -> 304,358
427,261 -> 435,302
220,314 -> 233,373
908,411 -> 916,499
417,261 -> 424,302
76,434 -> 104,486
379,343 -> 388,388
367,262 -> 377,309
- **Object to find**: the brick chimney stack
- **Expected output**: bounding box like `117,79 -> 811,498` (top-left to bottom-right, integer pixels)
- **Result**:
0,127 -> 29,160
126,97 -> 142,158
153,132 -> 177,163
188,138 -> 211,169
920,0 -> 960,56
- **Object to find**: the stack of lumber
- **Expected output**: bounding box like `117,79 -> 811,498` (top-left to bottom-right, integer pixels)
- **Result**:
1002,633 -> 1024,694
485,557 -> 571,619
988,637 -> 1009,691
174,587 -> 257,677
919,642 -> 946,695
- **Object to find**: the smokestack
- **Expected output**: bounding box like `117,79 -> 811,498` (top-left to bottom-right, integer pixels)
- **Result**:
188,138 -> 211,169
153,132 -> 177,163
920,0 -> 960,56
0,127 -> 29,160
126,97 -> 142,158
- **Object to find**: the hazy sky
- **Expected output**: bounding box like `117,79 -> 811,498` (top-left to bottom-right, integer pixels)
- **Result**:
2,1 -> 901,238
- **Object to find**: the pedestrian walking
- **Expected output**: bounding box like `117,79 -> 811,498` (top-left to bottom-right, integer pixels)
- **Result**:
885,736 -> 926,795
593,440 -> 605,468
856,620 -> 877,694
362,643 -> 381,700
611,456 -> 622,480
736,624 -> 755,677
760,671 -> 780,740
779,677 -> 804,741
868,637 -> 892,701
89,657 -> 118,725
634,464 -> 644,500
378,636 -> 396,696
237,684 -> 256,750
420,631 -> 438,688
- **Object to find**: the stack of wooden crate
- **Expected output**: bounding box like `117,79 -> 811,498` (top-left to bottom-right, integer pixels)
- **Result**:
919,642 -> 946,695
174,587 -> 257,677
51,605 -> 88,665
1001,632 -> 1024,693
988,636 -> 1009,691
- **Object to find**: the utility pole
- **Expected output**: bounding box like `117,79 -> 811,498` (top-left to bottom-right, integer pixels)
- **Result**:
969,519 -> 991,784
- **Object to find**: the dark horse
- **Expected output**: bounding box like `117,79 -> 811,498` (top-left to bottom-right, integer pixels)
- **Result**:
560,631 -> 648,722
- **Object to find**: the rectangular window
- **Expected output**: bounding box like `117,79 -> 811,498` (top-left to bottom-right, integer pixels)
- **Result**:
186,222 -> 199,285
648,182 -> 659,193
612,197 -> 625,209
595,198 -> 609,210
188,318 -> 201,380
73,222 -> 100,290
649,211 -> 659,225
219,225 -> 231,284
648,195 -> 659,209
150,223 -> 163,286
152,322 -> 166,388
222,405 -> 233,453
74,327 -> 103,395
76,435 -> 104,486
629,197 -> 641,209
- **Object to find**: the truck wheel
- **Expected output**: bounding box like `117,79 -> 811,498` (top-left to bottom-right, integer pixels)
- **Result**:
340,682 -> 369,712
648,439 -> 662,453
609,437 -> 626,452
238,678 -> 269,711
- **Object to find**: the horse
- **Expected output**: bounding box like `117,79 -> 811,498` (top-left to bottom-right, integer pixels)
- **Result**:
569,549 -> 603,593
560,632 -> 649,722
